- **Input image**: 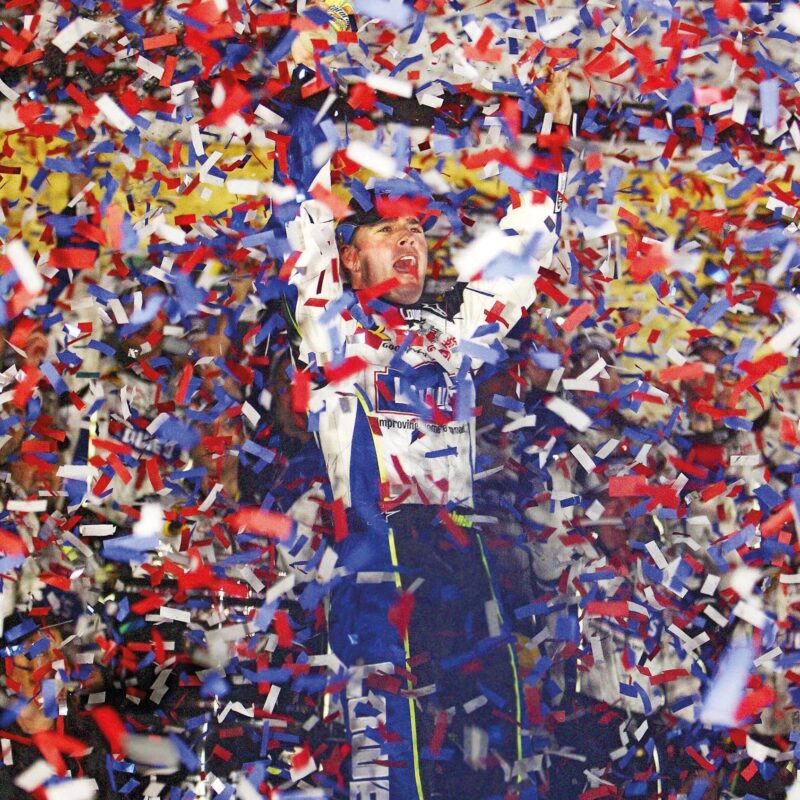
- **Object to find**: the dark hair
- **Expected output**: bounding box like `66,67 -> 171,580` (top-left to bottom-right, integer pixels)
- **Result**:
336,202 -> 383,247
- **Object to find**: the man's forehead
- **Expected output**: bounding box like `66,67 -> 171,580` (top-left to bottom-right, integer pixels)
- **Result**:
337,214 -> 425,247
362,215 -> 423,227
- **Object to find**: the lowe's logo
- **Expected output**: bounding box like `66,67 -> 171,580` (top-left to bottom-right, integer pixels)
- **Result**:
375,363 -> 454,417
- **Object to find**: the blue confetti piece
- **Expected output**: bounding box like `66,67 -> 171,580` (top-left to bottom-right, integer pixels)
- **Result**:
619,681 -> 652,715
41,679 -> 58,718
200,672 -> 230,700
169,733 -> 200,772
685,292 -> 709,323
425,447 -> 458,459
701,637 -> 754,725
6,617 -> 37,642
638,126 -> 672,143
459,338 -> 501,365
554,613 -> 579,643
491,394 -> 524,413
754,484 -> 784,512
143,140 -> 171,166
39,360 -> 68,394
0,698 -> 27,727
727,167 -> 765,201
102,533 -> 159,563
602,165 -> 624,204
696,148 -> 735,172
153,417 -> 198,451
254,600 -> 277,633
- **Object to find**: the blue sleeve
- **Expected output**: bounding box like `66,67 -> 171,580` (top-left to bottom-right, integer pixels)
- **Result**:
274,103 -> 329,192
272,67 -> 332,192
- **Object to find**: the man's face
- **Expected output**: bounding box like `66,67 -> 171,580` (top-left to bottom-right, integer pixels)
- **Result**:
340,216 -> 428,305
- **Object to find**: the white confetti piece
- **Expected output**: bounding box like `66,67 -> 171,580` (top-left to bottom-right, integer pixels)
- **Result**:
45,779 -> 99,800
159,606 -> 191,624
96,94 -> 135,131
538,14 -> 578,42
746,735 -> 775,763
108,298 -> 129,324
226,179 -> 261,196
242,401 -> 261,427
198,483 -> 223,513
501,414 -> 537,432
79,524 -> 116,537
125,735 -> 180,768
316,548 -> 338,584
345,141 -> 397,179
562,378 -> 600,392
136,55 -> 164,80
644,541 -> 668,570
545,367 -> 563,393
57,465 -> 95,481
6,239 -> 44,295
266,573 -> 295,605
585,500 -> 604,521
754,647 -> 782,666
133,503 -> 163,537
463,695 -> 489,714
703,605 -> 728,627
464,725 -> 489,769
236,778 -> 263,800
15,760 -> 55,792
594,439 -> 620,460
732,600 -> 769,629
0,78 -> 19,102
545,396 -> 593,432
366,73 -> 414,98
52,17 -> 101,53
146,412 -> 169,435
254,104 -> 284,128
570,444 -> 596,473
154,220 -> 186,245
236,565 -> 265,593
419,93 -> 444,108
6,499 -> 47,512
264,685 -> 281,713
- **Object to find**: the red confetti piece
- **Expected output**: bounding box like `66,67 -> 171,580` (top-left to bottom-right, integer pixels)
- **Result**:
227,508 -> 294,540
143,34 -> 178,50
90,706 -> 127,754
561,301 -> 594,334
48,248 -> 97,270
387,591 -> 414,640
323,356 -> 367,384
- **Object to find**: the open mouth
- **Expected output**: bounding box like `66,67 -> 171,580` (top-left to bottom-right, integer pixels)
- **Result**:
393,254 -> 418,276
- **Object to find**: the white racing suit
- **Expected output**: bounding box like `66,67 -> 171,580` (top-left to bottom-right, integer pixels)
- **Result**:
287,165 -> 564,798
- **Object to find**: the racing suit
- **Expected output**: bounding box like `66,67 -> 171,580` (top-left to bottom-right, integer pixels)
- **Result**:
275,71 -> 569,793
285,156 -> 565,798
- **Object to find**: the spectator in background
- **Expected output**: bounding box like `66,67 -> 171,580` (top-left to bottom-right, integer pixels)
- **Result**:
1,607 -> 110,799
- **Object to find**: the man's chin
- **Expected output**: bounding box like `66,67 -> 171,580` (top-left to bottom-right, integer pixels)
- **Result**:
384,285 -> 423,305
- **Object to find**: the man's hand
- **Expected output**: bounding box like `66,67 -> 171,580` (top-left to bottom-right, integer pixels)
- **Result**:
290,2 -> 354,70
534,66 -> 572,127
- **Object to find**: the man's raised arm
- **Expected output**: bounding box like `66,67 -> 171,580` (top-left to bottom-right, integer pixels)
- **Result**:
449,67 -> 573,354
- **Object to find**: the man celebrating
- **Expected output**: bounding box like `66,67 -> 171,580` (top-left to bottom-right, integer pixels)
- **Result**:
280,36 -> 572,800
